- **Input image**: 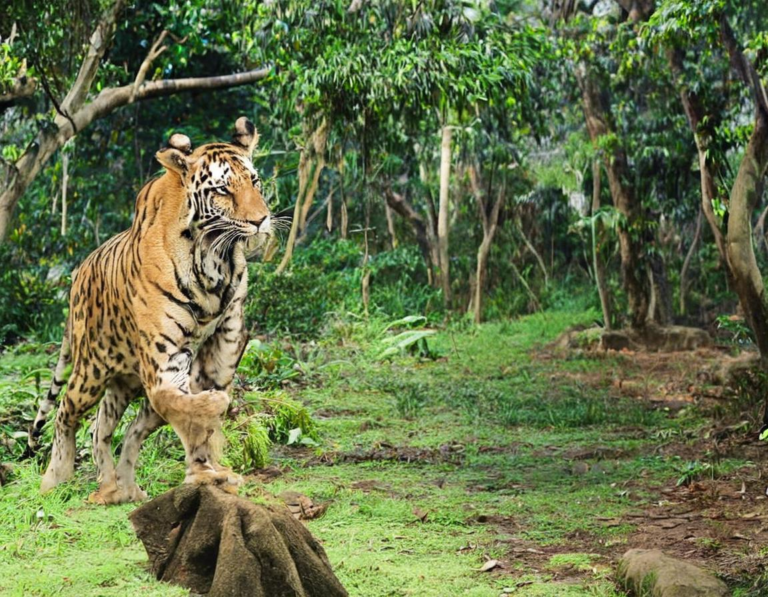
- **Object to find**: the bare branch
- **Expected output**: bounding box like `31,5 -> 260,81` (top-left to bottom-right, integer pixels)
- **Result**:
56,67 -> 271,138
60,0 -> 126,116
0,76 -> 37,110
720,15 -> 768,118
131,30 -> 170,101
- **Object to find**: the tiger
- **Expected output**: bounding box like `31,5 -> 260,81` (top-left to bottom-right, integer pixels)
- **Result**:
27,117 -> 271,504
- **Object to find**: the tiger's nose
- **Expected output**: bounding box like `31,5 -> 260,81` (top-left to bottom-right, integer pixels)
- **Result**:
248,215 -> 270,233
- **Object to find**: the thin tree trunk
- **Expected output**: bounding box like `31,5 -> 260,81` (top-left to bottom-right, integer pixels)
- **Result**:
362,218 -> 371,317
474,237 -> 493,324
468,165 -> 505,324
384,188 -> 439,278
61,150 -> 69,236
385,202 -> 398,249
649,251 -> 673,325
303,192 -> 333,231
438,126 -> 452,307
467,271 -> 477,314
297,161 -> 323,235
679,207 -> 702,316
515,218 -> 549,286
591,160 -> 612,329
753,203 -> 768,252
341,197 -> 348,239
719,14 -> 768,364
510,259 -> 542,313
667,47 -> 729,269
326,187 -> 333,233
276,119 -> 329,274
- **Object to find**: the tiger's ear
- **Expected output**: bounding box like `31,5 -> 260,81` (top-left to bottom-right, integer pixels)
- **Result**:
168,133 -> 193,155
156,133 -> 194,175
232,116 -> 259,156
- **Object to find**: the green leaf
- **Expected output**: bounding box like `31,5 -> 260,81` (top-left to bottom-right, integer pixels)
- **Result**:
287,427 -> 303,445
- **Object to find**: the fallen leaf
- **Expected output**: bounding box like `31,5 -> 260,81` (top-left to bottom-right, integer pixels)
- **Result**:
413,507 -> 429,523
477,559 -> 500,572
732,533 -> 751,541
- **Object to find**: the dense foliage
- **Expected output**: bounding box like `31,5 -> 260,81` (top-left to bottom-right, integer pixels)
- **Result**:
2,0 -> 768,347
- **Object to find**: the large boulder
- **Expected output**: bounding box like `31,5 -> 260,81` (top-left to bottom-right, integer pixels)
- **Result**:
617,548 -> 728,597
129,485 -> 348,597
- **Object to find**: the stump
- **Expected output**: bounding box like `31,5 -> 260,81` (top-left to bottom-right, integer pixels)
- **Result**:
129,485 -> 348,597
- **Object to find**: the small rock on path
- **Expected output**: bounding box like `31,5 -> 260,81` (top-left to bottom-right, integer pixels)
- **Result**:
617,548 -> 728,597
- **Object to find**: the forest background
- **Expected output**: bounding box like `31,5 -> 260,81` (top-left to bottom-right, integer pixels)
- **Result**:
1,0 -> 768,351
4,1 -> 768,596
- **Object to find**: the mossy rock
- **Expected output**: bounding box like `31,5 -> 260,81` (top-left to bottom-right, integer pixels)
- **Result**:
617,548 -> 728,596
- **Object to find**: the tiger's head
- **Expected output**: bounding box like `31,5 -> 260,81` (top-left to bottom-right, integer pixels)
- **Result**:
156,117 -> 271,241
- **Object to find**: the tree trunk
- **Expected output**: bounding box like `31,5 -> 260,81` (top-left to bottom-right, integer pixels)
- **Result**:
340,197 -> 348,239
718,14 -> 768,363
326,187 -> 333,233
515,217 -> 549,286
591,160 -> 613,329
297,120 -> 330,233
384,188 -> 439,279
649,251 -> 673,325
576,64 -> 650,328
468,165 -> 505,324
385,202 -> 398,249
679,207 -> 703,316
437,126 -> 452,307
667,47 -> 730,269
276,119 -> 329,274
474,236 -> 493,324
753,203 -> 768,252
725,113 -> 768,362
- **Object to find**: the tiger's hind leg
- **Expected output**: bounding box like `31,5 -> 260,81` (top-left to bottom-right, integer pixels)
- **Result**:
40,366 -> 107,493
27,325 -> 72,455
109,398 -> 166,504
88,375 -> 144,505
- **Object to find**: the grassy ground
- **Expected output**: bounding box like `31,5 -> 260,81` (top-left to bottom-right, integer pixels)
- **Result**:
1,310 -> 766,596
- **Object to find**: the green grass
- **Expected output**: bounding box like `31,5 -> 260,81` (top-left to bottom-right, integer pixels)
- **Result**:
0,310 -> 750,595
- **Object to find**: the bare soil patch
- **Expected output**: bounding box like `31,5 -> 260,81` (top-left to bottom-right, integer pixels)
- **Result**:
306,441 -> 467,466
487,344 -> 768,588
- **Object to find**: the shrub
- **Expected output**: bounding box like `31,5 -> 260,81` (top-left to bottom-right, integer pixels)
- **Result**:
223,389 -> 319,472
0,264 -> 68,345
246,239 -> 443,339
